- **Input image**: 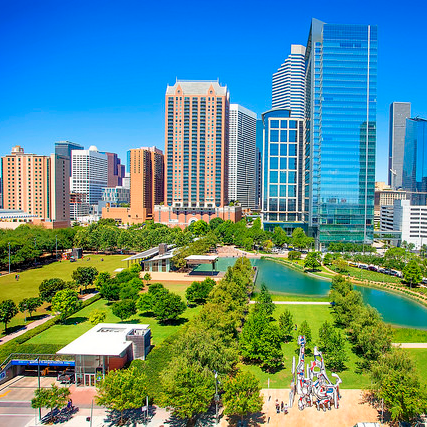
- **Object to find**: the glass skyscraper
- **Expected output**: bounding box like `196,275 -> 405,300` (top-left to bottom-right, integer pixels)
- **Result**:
402,117 -> 427,205
305,18 -> 377,245
262,108 -> 306,233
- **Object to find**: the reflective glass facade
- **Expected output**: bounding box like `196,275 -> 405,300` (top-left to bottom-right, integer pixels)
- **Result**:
402,118 -> 427,205
262,109 -> 305,226
305,19 -> 377,245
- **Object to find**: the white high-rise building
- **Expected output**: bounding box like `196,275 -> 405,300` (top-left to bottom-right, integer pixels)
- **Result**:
70,146 -> 108,219
228,104 -> 257,210
272,44 -> 306,119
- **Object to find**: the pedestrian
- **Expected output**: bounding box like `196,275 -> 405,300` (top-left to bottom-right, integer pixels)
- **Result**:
284,403 -> 288,414
295,324 -> 297,331
67,398 -> 73,411
17,274 -> 19,281
15,274 -> 17,281
281,401 -> 284,412
275,399 -> 280,414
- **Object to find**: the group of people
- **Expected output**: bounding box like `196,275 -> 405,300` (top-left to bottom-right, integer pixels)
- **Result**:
275,399 -> 288,414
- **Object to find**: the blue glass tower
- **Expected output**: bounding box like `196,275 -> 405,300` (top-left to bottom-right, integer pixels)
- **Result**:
261,108 -> 306,233
402,118 -> 427,205
305,19 -> 377,245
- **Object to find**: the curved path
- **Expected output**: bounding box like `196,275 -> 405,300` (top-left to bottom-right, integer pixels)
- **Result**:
393,342 -> 427,348
249,301 -> 330,305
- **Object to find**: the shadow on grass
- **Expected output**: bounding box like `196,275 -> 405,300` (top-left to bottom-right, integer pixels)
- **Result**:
158,317 -> 189,326
2,323 -> 26,336
27,314 -> 48,322
63,316 -> 88,326
226,410 -> 266,427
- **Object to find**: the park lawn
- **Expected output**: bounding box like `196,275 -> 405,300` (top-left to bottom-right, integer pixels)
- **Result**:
240,304 -> 371,389
404,349 -> 427,386
0,254 -> 126,336
0,254 -> 126,303
345,266 -> 402,284
392,327 -> 427,343
26,298 -> 201,348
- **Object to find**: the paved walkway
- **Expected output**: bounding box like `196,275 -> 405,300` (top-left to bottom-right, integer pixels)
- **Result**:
393,342 -> 427,348
0,292 -> 97,346
249,301 -> 330,305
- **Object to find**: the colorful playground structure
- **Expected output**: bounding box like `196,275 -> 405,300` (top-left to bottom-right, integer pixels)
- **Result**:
289,335 -> 342,411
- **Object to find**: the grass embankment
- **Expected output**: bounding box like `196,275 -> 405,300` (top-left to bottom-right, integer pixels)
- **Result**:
0,254 -> 126,335
392,327 -> 427,343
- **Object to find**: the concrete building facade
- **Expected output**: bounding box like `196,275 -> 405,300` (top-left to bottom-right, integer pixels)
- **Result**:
228,104 -> 257,210
70,146 -> 108,220
102,147 -> 164,224
1,146 -> 70,228
380,199 -> 427,249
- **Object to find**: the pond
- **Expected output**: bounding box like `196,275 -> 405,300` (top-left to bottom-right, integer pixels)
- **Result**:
195,257 -> 427,329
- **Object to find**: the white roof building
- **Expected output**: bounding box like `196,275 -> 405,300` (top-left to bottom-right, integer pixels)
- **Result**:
57,323 -> 150,357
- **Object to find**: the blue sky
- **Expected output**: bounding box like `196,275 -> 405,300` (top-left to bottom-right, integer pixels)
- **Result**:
1,0 -> 426,182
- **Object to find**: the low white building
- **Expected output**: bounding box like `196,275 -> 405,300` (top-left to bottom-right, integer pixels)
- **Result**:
57,323 -> 151,386
380,199 -> 427,249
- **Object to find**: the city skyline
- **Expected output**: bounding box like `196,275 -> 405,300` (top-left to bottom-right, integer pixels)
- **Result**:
1,1 -> 427,183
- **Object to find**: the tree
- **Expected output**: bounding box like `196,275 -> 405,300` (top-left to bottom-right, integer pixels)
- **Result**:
222,371 -> 263,424
173,325 -> 238,375
298,320 -> 312,347
291,227 -> 309,250
288,251 -> 301,260
119,283 -> 140,301
96,367 -> 148,424
318,321 -> 347,371
253,284 -> 275,318
89,309 -> 107,325
189,220 -> 209,237
304,252 -> 321,271
143,272 -> 151,283
159,356 -> 215,422
0,300 -> 18,332
99,280 -> 120,302
72,266 -> 98,292
153,292 -> 186,323
39,278 -> 67,303
240,312 -> 283,371
18,297 -> 42,320
403,259 -> 422,287
370,349 -> 427,423
94,272 -> 111,290
129,263 -> 142,274
333,258 -> 349,273
112,299 -> 137,321
51,289 -> 81,323
278,309 -> 294,342
31,383 -> 70,422
209,217 -> 224,231
185,278 -> 215,305
323,253 -> 335,266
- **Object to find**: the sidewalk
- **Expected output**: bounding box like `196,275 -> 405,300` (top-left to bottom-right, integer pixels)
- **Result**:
393,342 -> 427,348
0,293 -> 97,346
249,301 -> 330,305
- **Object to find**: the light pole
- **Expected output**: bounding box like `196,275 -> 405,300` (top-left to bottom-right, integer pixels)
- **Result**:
37,358 -> 41,422
55,235 -> 58,260
8,242 -> 11,274
34,237 -> 37,265
214,371 -> 219,425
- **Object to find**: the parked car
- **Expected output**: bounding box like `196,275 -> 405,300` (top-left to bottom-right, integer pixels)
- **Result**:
57,370 -> 75,384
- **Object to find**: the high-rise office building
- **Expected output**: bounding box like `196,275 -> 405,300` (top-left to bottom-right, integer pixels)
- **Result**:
1,146 -> 70,227
305,18 -> 377,245
272,45 -> 306,119
104,152 -> 126,187
389,102 -> 411,189
255,119 -> 263,210
102,147 -> 164,224
70,146 -> 108,219
55,141 -> 83,178
228,104 -> 257,210
261,109 -> 306,233
402,117 -> 427,205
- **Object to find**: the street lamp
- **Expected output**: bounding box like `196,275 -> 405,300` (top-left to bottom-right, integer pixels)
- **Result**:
8,242 -> 11,274
55,235 -> 58,260
214,371 -> 219,425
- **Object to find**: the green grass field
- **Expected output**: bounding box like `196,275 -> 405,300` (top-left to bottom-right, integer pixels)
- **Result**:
26,297 -> 202,348
344,266 -> 402,284
404,349 -> 427,386
0,254 -> 126,303
241,304 -> 379,389
392,327 -> 427,343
